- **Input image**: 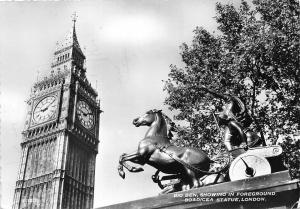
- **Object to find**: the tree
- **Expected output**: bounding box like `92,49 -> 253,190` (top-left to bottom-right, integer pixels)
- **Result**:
164,0 -> 300,178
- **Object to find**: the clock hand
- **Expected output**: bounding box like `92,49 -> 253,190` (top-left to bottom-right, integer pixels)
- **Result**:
42,100 -> 56,111
39,98 -> 55,112
84,112 -> 94,117
77,110 -> 89,119
39,103 -> 48,112
83,112 -> 93,117
78,108 -> 92,116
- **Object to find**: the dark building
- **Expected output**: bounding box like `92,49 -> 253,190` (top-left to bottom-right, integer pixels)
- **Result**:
12,17 -> 101,209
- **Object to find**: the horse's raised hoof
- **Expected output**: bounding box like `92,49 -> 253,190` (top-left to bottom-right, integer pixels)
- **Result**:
118,169 -> 126,179
152,175 -> 159,183
132,167 -> 144,172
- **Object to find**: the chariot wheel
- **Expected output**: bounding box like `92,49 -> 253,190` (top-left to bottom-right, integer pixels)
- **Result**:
229,153 -> 271,181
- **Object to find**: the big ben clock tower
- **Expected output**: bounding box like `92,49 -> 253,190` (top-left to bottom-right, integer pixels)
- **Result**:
13,16 -> 101,209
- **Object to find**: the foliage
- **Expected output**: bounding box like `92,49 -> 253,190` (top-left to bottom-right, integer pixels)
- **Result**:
280,136 -> 300,179
164,0 -> 300,177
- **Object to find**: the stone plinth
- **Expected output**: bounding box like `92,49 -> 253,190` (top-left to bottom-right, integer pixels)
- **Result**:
97,171 -> 300,209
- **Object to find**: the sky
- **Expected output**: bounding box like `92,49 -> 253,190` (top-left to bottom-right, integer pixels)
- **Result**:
0,0 -> 240,208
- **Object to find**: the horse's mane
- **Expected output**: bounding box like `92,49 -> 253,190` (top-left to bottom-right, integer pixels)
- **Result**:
161,112 -> 175,139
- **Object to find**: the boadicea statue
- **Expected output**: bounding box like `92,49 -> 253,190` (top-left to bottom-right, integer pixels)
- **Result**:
198,85 -> 265,151
118,109 -> 226,194
118,88 -> 286,194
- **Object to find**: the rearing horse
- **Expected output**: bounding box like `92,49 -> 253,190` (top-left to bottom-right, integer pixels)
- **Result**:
118,109 -> 211,190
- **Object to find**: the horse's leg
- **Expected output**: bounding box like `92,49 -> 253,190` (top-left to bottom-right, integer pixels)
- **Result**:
119,153 -> 137,172
160,179 -> 184,194
152,170 -> 160,183
183,167 -> 201,189
118,151 -> 145,178
182,183 -> 190,191
179,175 -> 190,191
120,152 -> 145,172
160,186 -> 176,195
118,154 -> 126,179
119,153 -> 138,172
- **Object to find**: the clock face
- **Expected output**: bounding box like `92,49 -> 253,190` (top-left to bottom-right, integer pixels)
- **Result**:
33,96 -> 58,123
76,100 -> 94,129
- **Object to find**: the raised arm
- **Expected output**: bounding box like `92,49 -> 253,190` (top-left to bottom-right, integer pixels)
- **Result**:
199,85 -> 229,100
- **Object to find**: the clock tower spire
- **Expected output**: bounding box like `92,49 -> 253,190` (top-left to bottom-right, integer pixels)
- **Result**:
13,16 -> 101,209
52,13 -> 86,78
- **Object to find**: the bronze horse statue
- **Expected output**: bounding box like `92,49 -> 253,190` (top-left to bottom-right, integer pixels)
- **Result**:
118,109 -> 223,192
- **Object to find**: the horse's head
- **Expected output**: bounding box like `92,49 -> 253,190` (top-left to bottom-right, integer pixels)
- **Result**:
133,109 -> 162,127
